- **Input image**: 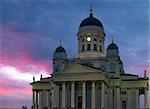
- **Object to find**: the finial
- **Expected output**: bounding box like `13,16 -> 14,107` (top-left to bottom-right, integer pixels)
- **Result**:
112,36 -> 114,43
89,1 -> 93,17
40,74 -> 42,80
59,40 -> 62,46
33,76 -> 35,82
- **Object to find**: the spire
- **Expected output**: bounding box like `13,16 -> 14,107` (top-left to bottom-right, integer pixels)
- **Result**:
89,2 -> 93,17
59,40 -> 62,46
112,36 -> 114,43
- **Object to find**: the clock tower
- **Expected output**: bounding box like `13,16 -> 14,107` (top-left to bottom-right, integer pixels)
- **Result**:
77,7 -> 105,58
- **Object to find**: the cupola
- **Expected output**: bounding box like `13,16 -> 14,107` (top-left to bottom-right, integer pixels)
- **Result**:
106,41 -> 119,57
77,6 -> 106,58
53,45 -> 67,60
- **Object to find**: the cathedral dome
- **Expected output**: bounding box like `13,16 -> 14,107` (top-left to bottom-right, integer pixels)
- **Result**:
106,42 -> 119,57
53,45 -> 67,60
79,13 -> 103,28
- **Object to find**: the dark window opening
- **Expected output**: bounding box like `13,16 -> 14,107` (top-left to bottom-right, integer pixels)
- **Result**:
82,38 -> 85,42
78,96 -> 82,109
82,45 -> 84,51
94,38 -> 97,41
99,45 -> 102,52
122,101 -> 126,109
120,68 -> 122,72
100,40 -> 102,42
121,91 -> 126,95
87,44 -> 91,50
94,44 -> 97,51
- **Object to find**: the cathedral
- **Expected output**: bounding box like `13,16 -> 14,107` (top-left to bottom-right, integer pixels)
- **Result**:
31,7 -> 149,109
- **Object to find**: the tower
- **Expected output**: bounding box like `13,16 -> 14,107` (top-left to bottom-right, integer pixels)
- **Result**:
106,41 -> 124,74
53,44 -> 67,72
77,7 -> 106,58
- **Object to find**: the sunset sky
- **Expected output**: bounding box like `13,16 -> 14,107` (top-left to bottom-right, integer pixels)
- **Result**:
0,0 -> 149,108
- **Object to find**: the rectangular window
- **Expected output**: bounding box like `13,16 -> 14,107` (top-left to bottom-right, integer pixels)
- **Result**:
82,45 -> 84,51
87,44 -> 91,50
94,44 -> 97,51
99,45 -> 102,52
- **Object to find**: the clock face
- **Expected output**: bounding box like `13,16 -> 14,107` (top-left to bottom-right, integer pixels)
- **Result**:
86,36 -> 91,42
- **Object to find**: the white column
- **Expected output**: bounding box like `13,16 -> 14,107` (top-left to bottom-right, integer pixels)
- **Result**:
144,88 -> 148,109
82,81 -> 86,109
39,91 -> 41,109
116,87 -> 120,109
127,90 -> 131,109
136,89 -> 139,108
56,85 -> 59,108
52,83 -> 55,108
92,81 -> 96,109
101,82 -> 105,109
47,90 -> 51,109
62,82 -> 66,109
71,82 -> 75,109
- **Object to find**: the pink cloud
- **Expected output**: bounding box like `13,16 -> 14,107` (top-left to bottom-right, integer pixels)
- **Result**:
0,87 -> 32,99
0,26 -> 52,108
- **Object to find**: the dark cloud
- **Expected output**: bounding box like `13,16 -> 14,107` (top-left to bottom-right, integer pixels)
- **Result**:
0,0 -> 149,108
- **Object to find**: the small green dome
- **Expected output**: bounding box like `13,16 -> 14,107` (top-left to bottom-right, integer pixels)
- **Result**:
107,43 -> 118,50
106,42 -> 119,57
55,46 -> 66,53
53,45 -> 67,60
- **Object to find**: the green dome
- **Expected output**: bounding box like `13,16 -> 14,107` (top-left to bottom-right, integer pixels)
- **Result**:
79,13 -> 103,28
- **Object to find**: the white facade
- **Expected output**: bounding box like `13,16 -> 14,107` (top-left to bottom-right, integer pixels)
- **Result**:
31,8 -> 149,109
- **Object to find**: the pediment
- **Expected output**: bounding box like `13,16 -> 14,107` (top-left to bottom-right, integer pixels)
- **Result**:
52,64 -> 108,82
54,64 -> 104,75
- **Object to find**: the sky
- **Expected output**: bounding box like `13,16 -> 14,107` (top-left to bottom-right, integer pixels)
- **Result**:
0,0 -> 150,108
